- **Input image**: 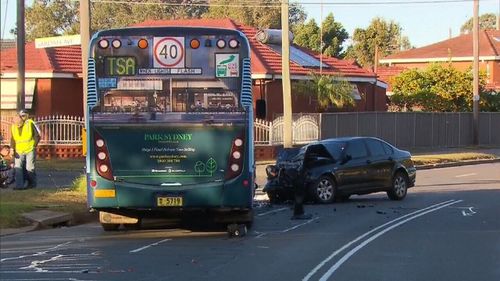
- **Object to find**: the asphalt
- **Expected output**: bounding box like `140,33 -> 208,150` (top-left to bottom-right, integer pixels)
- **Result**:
1,147 -> 499,236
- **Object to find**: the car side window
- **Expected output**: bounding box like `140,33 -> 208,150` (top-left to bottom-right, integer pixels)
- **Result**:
382,142 -> 393,155
366,139 -> 386,157
345,139 -> 368,159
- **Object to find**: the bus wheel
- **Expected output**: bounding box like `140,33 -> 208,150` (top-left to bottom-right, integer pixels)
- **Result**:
227,223 -> 247,237
101,223 -> 120,231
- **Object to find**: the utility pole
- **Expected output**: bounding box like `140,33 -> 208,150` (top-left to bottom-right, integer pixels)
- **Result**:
472,0 -> 479,145
80,0 -> 90,120
281,0 -> 293,148
497,0 -> 500,30
16,0 -> 25,111
80,0 -> 91,156
320,0 -> 323,75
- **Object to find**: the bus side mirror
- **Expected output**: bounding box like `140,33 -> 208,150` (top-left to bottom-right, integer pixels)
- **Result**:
256,99 -> 266,119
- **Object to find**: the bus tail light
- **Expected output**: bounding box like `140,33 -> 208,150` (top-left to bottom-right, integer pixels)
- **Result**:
98,39 -> 109,49
229,39 -> 239,49
112,39 -> 122,49
138,39 -> 148,49
216,39 -> 226,49
190,39 -> 200,49
225,135 -> 244,180
94,131 -> 114,181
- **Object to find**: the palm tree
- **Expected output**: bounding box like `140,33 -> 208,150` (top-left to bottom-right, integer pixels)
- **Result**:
296,73 -> 356,110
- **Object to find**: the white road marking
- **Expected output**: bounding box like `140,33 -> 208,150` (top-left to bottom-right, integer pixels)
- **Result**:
129,239 -> 171,253
257,207 -> 288,217
455,173 -> 477,178
303,200 -> 459,281
281,217 -> 319,233
0,242 -> 71,263
461,207 -> 477,216
255,216 -> 320,239
317,200 -> 463,281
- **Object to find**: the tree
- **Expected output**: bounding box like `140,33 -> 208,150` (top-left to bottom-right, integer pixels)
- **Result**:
91,0 -> 207,33
390,64 -> 489,112
344,17 -> 411,67
293,13 -> 348,57
24,0 -> 79,41
295,73 -> 355,111
204,0 -> 306,29
293,19 -> 321,52
23,1 -> 207,40
460,13 -> 497,34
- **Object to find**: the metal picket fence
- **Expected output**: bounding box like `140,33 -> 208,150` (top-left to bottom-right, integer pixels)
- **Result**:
0,115 -> 84,145
254,114 -> 320,145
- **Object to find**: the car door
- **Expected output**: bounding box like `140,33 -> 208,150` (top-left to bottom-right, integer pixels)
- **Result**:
365,138 -> 394,188
336,139 -> 370,192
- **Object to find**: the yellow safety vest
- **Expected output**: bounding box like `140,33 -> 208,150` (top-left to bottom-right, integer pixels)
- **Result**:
11,119 -> 36,154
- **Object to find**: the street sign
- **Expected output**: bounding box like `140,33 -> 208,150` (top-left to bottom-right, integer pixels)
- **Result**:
35,34 -> 81,49
153,37 -> 185,68
215,54 -> 239,77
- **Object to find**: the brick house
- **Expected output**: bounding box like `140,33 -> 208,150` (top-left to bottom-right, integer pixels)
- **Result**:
379,29 -> 500,94
0,43 -> 83,118
1,18 -> 388,120
134,19 -> 388,118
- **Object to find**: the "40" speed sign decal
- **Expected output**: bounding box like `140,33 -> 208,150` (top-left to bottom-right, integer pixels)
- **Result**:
153,37 -> 185,68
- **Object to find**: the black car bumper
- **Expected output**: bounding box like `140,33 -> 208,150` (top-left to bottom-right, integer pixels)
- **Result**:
407,167 -> 417,187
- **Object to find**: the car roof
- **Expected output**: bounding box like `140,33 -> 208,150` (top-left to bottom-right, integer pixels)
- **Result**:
319,136 -> 375,143
305,137 -> 388,147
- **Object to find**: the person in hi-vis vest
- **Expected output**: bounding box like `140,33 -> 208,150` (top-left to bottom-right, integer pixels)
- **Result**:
10,110 -> 40,189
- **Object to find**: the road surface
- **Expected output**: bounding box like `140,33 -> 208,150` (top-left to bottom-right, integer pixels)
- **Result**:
1,163 -> 499,281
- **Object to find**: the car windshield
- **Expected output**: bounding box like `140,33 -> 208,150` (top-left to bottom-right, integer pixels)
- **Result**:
324,141 -> 347,160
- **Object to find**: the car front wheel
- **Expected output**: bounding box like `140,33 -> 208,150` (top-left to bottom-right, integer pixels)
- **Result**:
311,176 -> 335,204
387,172 -> 408,200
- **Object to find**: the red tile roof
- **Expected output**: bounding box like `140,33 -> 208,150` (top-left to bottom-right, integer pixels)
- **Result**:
133,19 -> 376,78
0,42 -> 82,74
382,30 -> 500,61
1,18 -> 376,79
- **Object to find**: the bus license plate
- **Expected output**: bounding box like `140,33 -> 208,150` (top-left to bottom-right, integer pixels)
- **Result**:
157,196 -> 183,207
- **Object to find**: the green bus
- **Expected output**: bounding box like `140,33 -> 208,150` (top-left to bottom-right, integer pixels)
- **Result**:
85,27 -> 255,231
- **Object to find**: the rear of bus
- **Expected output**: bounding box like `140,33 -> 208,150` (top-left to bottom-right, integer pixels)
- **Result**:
85,27 -> 254,229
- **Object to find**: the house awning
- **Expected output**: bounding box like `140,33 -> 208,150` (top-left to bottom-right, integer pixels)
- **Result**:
0,79 -> 36,110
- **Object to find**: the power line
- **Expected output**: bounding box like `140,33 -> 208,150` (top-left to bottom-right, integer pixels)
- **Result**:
88,0 -> 495,8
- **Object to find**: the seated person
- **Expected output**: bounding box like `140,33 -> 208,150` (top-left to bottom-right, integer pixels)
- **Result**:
0,145 -> 15,188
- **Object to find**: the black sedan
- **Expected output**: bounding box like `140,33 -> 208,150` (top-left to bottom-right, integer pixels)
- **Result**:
263,137 -> 416,204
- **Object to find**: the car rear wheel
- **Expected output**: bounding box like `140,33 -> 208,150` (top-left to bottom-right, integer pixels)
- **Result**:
387,172 -> 408,200
312,176 -> 335,204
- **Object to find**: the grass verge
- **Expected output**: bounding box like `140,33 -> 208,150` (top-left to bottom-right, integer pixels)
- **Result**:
412,152 -> 497,166
36,158 -> 85,171
0,175 -> 87,229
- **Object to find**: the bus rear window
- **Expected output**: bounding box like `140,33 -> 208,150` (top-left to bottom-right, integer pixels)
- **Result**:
97,88 -> 241,113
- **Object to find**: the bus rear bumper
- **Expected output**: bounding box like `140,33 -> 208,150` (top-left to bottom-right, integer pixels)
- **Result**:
88,179 -> 253,213
96,207 -> 254,224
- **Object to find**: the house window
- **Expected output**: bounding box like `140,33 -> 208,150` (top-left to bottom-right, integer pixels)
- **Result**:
0,79 -> 36,110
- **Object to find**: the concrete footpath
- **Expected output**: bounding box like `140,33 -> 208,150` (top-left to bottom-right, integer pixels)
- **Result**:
1,147 -> 499,236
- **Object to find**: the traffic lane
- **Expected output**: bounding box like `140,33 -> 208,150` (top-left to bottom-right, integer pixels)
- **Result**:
321,188 -> 500,281
416,163 -> 500,188
3,163 -> 499,280
100,199 -> 416,281
0,196 -> 432,281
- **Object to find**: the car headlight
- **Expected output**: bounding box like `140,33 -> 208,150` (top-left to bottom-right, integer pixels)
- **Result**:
265,165 -> 278,178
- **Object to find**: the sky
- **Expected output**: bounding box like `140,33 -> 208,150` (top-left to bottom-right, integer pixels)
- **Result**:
300,0 -> 499,47
1,0 -> 499,47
